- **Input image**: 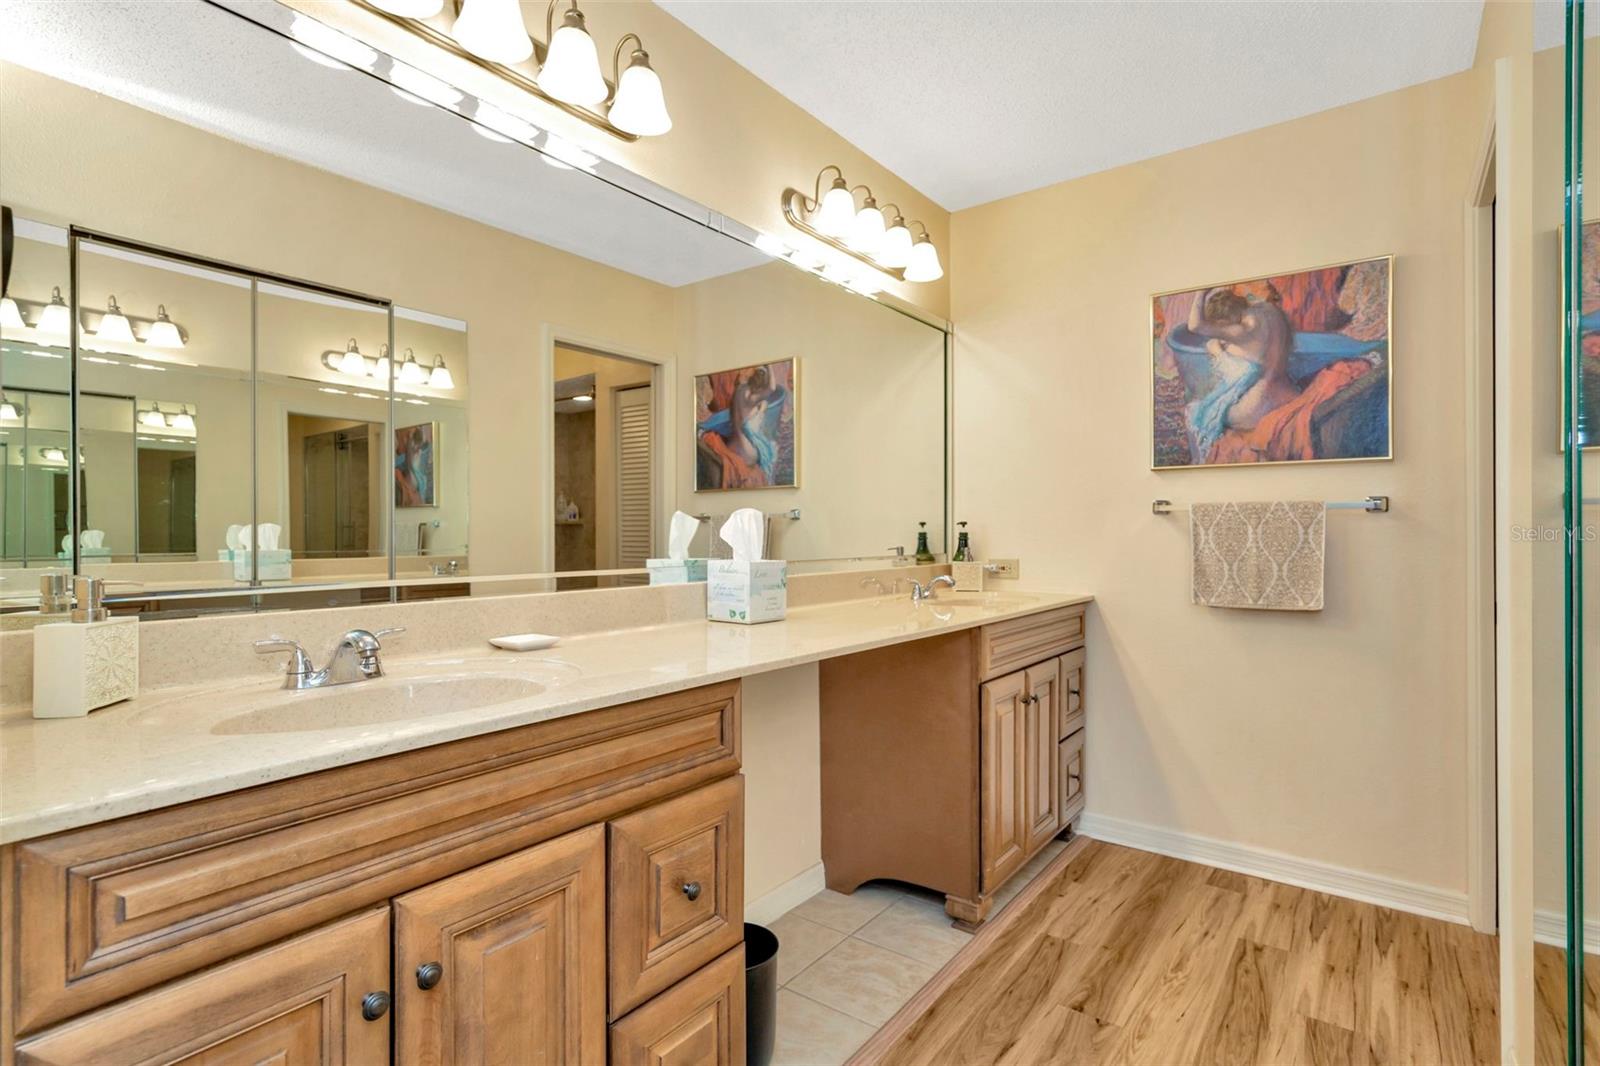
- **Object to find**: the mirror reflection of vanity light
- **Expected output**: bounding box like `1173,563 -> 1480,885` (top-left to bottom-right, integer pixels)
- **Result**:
0,297 -> 24,330
36,287 -> 71,338
540,135 -> 598,173
144,305 -> 185,348
139,404 -> 169,429
168,406 -> 197,431
92,295 -> 136,343
288,14 -> 377,71
428,355 -> 454,390
389,61 -> 463,110
397,348 -> 428,385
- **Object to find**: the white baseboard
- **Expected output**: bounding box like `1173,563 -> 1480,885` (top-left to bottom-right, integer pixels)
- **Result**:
745,862 -> 827,926
1077,812 -> 1471,925
1533,909 -> 1600,954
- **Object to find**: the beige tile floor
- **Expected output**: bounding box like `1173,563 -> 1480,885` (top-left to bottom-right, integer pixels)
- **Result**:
765,838 -> 1069,1066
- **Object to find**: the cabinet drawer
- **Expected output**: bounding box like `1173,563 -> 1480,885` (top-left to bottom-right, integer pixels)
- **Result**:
15,907 -> 391,1066
609,776 -> 744,1020
1060,730 -> 1085,824
13,681 -> 740,1034
1059,647 -> 1086,740
610,946 -> 746,1066
979,606 -> 1086,680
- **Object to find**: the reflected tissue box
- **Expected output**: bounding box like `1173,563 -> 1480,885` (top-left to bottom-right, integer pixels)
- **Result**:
233,550 -> 292,582
706,560 -> 787,624
647,558 -> 709,585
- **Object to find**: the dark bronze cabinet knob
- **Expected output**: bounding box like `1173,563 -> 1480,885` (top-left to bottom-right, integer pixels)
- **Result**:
682,881 -> 702,902
417,962 -> 444,990
361,991 -> 391,1021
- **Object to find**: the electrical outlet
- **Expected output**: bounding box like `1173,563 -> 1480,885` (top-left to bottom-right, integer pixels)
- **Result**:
987,558 -> 1020,580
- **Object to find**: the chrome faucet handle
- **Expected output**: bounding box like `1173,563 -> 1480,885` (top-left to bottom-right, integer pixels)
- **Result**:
254,638 -> 312,677
373,626 -> 406,645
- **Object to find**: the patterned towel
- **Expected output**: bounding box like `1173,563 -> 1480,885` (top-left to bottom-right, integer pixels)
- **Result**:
1190,501 -> 1326,611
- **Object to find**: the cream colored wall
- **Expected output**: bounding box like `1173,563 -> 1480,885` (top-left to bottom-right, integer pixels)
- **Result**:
741,663 -> 823,904
952,67 -> 1492,898
0,62 -> 678,577
674,261 -> 946,561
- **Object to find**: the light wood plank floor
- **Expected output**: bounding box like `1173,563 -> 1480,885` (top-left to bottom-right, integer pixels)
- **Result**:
878,838 -> 1597,1066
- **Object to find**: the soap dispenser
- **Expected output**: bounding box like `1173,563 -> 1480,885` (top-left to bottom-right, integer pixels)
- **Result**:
914,521 -> 936,564
32,577 -> 139,719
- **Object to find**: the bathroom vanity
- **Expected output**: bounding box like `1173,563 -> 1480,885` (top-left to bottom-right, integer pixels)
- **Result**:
1,682 -> 745,1064
819,603 -> 1088,927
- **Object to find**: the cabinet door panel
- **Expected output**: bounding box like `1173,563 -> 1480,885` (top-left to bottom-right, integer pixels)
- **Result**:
393,825 -> 606,1066
610,947 -> 745,1066
980,671 -> 1028,894
1059,647 -> 1086,739
15,908 -> 389,1066
1061,730 -> 1086,825
609,778 -> 744,1020
1024,659 -> 1062,853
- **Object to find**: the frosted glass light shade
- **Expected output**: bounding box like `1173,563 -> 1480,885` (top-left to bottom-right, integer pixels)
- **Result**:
338,340 -> 370,377
848,204 -> 886,256
36,288 -> 70,337
428,356 -> 455,390
538,12 -> 607,106
0,297 -> 23,331
814,182 -> 856,238
140,405 -> 169,429
169,407 -> 196,432
452,0 -> 533,64
0,399 -> 17,422
370,0 -> 443,15
94,297 -> 135,343
905,238 -> 944,283
372,346 -> 391,382
878,222 -> 914,268
144,305 -> 184,348
398,349 -> 428,385
609,54 -> 671,136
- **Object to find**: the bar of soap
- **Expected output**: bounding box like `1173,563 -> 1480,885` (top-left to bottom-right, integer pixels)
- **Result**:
489,633 -> 560,652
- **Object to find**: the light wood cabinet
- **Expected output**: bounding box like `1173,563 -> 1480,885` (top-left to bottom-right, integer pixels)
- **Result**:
15,907 -> 391,1066
821,602 -> 1089,928
393,826 -> 607,1066
3,681 -> 745,1065
609,947 -> 746,1066
609,778 -> 744,1020
1060,728 -> 1086,825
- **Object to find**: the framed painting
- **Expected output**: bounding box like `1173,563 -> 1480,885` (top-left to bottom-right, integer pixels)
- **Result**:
694,357 -> 797,491
394,421 -> 437,507
1151,255 -> 1392,469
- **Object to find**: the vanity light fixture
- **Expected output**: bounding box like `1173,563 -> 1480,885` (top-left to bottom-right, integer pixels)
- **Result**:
168,404 -> 197,432
36,287 -> 71,338
783,167 -> 942,284
140,403 -> 169,429
573,392 -> 594,403
0,391 -> 19,421
93,296 -> 136,344
372,344 -> 392,382
321,338 -> 373,377
0,297 -> 23,331
143,305 -> 185,348
40,446 -> 67,464
427,355 -> 455,390
349,0 -> 671,141
397,347 -> 428,385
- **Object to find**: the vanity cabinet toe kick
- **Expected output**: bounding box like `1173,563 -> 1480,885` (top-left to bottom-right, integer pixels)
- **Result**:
1,680 -> 747,1066
819,604 -> 1088,929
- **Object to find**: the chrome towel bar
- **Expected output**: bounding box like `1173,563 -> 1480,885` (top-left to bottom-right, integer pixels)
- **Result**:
1152,496 -> 1389,515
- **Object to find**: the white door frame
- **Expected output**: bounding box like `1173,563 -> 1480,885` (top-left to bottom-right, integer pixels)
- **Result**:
536,326 -> 675,574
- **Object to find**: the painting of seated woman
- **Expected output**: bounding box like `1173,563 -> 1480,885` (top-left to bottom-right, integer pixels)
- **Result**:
1151,256 -> 1391,469
695,358 -> 797,490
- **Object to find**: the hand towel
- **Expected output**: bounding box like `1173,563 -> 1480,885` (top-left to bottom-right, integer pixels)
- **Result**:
1191,501 -> 1325,611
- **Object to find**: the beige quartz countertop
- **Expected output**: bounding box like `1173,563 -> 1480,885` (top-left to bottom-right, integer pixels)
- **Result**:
0,590 -> 1090,844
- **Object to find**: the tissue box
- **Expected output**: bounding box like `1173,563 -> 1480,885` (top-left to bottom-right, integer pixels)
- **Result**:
706,560 -> 787,624
233,550 -> 292,582
647,558 -> 709,585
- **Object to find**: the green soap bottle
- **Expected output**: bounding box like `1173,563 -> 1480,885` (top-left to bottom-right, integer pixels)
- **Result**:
915,521 -> 936,564
952,521 -> 971,562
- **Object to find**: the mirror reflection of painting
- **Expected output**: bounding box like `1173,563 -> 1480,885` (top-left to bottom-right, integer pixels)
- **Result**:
695,358 -> 796,491
1151,256 -> 1391,469
394,422 -> 436,508
1575,219 -> 1600,448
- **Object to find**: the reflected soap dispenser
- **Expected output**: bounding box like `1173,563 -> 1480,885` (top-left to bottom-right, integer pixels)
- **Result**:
32,577 -> 139,719
914,521 -> 936,564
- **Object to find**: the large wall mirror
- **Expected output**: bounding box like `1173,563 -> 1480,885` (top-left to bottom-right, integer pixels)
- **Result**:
0,0 -> 949,616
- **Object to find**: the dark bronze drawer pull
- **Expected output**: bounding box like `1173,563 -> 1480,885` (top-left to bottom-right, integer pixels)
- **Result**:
682,881 -> 702,902
361,991 -> 391,1021
416,962 -> 444,990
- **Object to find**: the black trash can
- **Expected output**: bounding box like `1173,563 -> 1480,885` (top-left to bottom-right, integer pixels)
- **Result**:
744,923 -> 779,1066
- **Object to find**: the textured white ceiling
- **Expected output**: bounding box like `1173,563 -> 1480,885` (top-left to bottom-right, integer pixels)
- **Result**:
0,0 -> 766,287
657,0 -> 1489,210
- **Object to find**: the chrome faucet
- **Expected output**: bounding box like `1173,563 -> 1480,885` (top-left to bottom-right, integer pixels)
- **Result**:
907,575 -> 957,604
254,627 -> 405,690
